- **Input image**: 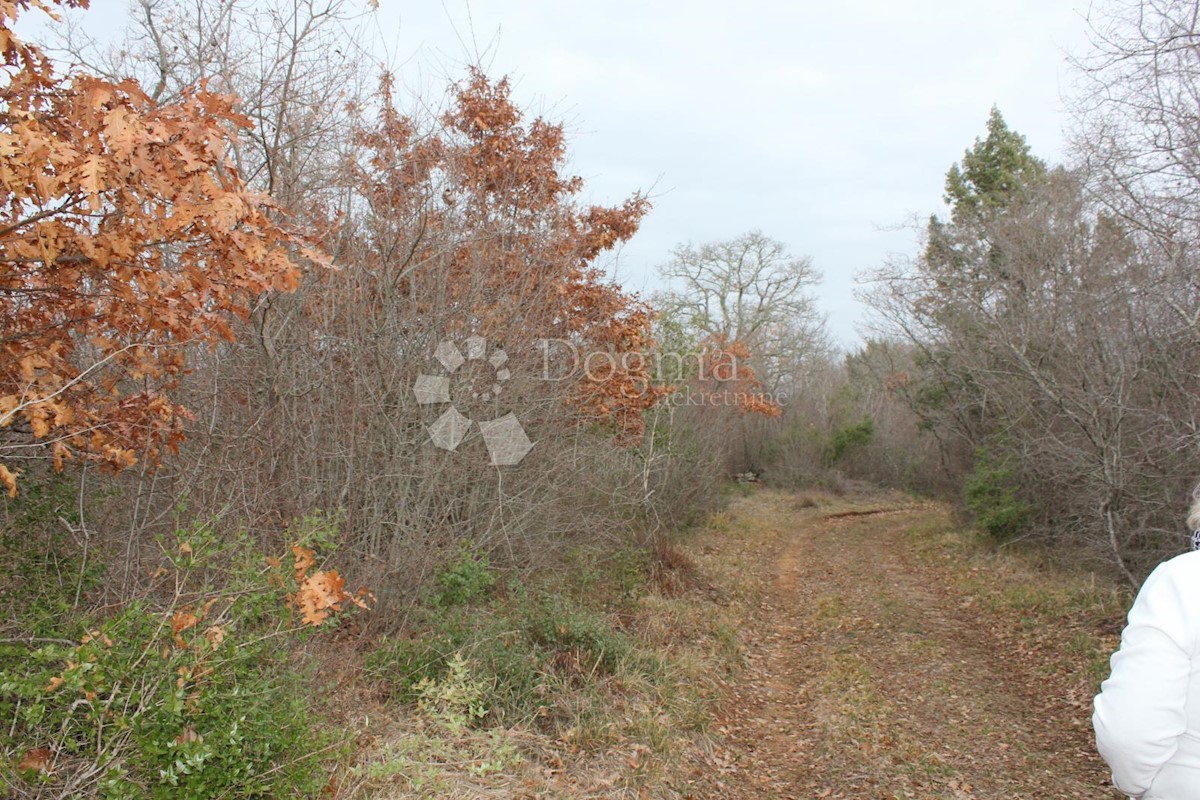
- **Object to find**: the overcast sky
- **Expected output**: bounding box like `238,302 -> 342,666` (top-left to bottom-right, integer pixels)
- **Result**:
375,1 -> 1096,347
30,0 -> 1097,347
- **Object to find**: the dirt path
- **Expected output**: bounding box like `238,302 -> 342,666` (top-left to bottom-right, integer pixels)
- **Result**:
687,495 -> 1118,799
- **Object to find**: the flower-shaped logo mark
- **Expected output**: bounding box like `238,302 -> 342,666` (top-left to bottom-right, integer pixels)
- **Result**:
413,336 -> 533,466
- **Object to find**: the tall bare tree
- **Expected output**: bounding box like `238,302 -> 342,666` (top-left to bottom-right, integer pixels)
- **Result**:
654,230 -> 828,393
1075,0 -> 1200,238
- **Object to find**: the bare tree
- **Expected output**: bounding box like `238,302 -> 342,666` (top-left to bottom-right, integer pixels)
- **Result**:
1073,0 -> 1200,335
1075,0 -> 1200,239
52,0 -> 370,209
654,230 -> 828,392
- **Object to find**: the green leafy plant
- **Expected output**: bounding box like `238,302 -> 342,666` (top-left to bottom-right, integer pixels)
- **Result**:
963,444 -> 1031,541
431,549 -> 496,608
0,510 -> 364,798
415,653 -> 489,733
823,416 -> 875,465
520,592 -> 635,677
368,585 -> 652,729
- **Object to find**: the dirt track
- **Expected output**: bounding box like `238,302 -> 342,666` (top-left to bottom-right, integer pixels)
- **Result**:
687,496 -> 1119,799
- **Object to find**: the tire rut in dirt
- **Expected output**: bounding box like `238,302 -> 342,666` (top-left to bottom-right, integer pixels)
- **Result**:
689,503 -> 1112,800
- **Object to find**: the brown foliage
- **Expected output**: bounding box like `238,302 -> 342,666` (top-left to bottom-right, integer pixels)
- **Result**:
345,69 -> 666,438
286,544 -> 372,627
699,337 -> 782,417
0,0 -> 323,491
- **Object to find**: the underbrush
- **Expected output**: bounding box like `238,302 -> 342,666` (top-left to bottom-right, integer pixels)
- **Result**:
0,485 -> 364,799
365,587 -> 655,730
349,534 -> 745,798
2,481 -> 752,798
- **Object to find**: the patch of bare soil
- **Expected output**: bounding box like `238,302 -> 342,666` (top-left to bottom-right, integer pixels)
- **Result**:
685,497 -> 1119,799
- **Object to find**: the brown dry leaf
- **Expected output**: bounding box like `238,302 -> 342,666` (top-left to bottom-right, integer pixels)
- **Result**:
17,747 -> 53,774
351,586 -> 375,610
294,569 -> 352,626
171,608 -> 199,647
175,727 -> 203,745
316,570 -> 346,608
171,608 -> 199,635
297,591 -> 329,627
204,625 -> 225,651
291,545 -> 316,582
0,465 -> 17,498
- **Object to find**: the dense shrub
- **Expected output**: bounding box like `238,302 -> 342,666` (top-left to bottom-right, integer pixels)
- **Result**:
0,501 -> 361,798
368,576 -> 653,729
823,417 -> 875,466
963,445 -> 1031,542
1,607 -> 333,799
431,550 -> 497,608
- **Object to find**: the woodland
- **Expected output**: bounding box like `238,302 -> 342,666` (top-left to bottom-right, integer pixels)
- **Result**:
1,0 -> 1197,796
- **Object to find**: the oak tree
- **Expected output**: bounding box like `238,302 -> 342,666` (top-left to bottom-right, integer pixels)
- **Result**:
0,0 -> 321,494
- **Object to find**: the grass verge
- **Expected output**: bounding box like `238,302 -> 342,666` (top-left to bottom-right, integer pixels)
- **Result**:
902,508 -> 1132,714
337,494 -> 778,799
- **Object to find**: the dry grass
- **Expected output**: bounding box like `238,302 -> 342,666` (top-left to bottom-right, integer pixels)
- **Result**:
331,494 -> 774,799
683,489 -> 1124,799
324,488 -> 1132,798
901,508 -> 1133,716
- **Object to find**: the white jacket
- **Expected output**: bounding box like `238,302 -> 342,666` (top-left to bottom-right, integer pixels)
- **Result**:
1094,551 -> 1200,799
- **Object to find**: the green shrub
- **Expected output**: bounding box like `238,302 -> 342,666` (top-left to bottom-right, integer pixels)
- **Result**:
431,549 -> 496,607
0,504 -> 359,798
564,546 -> 647,606
0,603 -> 334,798
0,476 -> 104,640
963,444 -> 1031,541
519,592 -> 633,676
367,607 -> 544,727
369,588 -> 648,729
365,629 -> 459,701
823,416 -> 875,465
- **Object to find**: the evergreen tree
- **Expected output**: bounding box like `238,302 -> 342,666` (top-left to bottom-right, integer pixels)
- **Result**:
926,108 -> 1047,286
944,106 -> 1047,223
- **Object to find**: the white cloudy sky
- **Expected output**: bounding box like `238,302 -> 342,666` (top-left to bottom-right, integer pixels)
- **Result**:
28,0 -> 1097,346
376,1 -> 1096,346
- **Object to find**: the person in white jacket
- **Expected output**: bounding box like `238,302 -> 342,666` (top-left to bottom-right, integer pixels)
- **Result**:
1093,499 -> 1200,799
